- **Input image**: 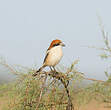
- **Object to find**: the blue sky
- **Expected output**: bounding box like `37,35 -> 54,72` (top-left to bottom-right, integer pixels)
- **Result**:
0,0 -> 111,80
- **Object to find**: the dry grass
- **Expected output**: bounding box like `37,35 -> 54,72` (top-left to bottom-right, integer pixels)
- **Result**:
0,96 -> 9,110
0,96 -> 110,110
79,100 -> 111,110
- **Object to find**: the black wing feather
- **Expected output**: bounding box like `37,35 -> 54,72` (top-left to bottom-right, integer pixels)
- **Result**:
43,52 -> 49,64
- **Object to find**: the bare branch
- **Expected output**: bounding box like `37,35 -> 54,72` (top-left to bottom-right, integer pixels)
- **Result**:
35,74 -> 47,110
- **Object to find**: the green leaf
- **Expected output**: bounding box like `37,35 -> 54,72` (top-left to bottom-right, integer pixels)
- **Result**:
104,71 -> 109,78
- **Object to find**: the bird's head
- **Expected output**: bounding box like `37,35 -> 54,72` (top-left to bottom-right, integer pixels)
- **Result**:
48,39 -> 65,50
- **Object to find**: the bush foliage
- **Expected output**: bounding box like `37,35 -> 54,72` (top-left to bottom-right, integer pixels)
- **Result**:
0,22 -> 111,110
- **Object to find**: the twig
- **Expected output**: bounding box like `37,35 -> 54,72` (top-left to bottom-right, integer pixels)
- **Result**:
35,74 -> 47,110
25,101 -> 68,108
83,77 -> 105,82
77,71 -> 105,82
0,62 -> 17,74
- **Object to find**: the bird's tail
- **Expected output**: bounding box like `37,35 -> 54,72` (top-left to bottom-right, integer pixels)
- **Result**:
33,65 -> 46,76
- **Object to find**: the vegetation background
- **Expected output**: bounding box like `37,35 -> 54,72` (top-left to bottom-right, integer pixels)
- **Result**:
0,22 -> 111,110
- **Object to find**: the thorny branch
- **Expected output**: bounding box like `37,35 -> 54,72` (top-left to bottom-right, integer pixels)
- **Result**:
35,74 -> 47,110
32,69 -> 107,110
33,70 -> 74,110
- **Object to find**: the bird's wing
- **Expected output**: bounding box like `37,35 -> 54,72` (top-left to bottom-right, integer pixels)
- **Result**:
43,50 -> 50,64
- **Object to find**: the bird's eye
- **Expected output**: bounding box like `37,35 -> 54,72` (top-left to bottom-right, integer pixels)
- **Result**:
53,43 -> 60,47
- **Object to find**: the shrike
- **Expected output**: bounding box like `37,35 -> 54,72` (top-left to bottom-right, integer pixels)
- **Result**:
33,39 -> 65,76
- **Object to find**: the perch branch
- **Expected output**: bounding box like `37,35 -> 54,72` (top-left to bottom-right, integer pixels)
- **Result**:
33,70 -> 74,110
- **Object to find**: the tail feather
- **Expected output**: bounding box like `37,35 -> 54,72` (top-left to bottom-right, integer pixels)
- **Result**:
36,66 -> 44,73
33,65 -> 45,76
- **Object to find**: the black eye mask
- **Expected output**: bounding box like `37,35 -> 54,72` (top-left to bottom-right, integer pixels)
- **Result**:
53,43 -> 60,47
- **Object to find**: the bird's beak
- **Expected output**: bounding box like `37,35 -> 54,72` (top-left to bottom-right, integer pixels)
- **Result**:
61,42 -> 65,47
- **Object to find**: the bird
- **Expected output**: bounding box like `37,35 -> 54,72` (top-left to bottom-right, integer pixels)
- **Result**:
33,39 -> 65,76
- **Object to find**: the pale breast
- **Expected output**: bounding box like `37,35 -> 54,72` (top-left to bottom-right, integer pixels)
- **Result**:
45,46 -> 63,66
